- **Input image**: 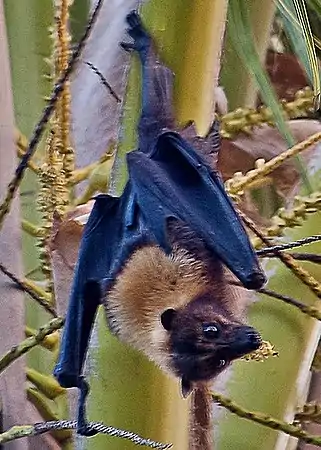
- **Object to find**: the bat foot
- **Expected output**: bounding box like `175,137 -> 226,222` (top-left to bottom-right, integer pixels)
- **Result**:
77,425 -> 98,437
126,10 -> 143,29
121,11 -> 151,58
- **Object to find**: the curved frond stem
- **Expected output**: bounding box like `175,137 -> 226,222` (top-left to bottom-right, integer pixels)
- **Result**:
0,317 -> 64,374
226,131 -> 321,197
211,392 -> 321,447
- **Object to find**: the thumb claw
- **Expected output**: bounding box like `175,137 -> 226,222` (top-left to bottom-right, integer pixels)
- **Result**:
120,41 -> 134,52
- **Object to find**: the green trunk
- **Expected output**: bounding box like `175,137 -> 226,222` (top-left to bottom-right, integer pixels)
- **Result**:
86,1 -> 228,449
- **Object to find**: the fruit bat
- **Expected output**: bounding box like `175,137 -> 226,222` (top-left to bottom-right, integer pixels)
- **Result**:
54,11 -> 266,436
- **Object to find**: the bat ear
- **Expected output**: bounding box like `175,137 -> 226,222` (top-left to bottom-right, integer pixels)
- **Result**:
179,119 -> 220,168
160,308 -> 177,330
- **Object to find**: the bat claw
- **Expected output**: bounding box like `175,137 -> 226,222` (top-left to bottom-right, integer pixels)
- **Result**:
120,41 -> 135,52
123,11 -> 151,56
126,10 -> 143,29
76,378 -> 98,437
77,425 -> 98,437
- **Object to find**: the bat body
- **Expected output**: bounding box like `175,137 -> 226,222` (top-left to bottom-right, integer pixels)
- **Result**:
106,223 -> 261,395
54,11 -> 266,446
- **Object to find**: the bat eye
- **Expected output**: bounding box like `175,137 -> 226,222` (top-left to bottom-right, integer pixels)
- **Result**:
218,359 -> 226,368
202,323 -> 220,339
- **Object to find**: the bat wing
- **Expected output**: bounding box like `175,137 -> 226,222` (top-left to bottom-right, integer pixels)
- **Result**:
127,131 -> 266,290
53,186 -> 158,424
53,190 -> 151,433
53,195 -> 123,389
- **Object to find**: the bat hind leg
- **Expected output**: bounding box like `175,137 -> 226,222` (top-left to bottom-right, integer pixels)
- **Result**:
76,378 -> 98,436
122,10 -> 175,147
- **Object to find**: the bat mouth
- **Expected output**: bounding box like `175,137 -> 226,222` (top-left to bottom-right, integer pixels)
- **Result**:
171,350 -> 231,382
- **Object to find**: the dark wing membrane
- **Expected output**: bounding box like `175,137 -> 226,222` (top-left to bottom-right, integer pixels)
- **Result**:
53,188 -> 158,434
127,131 -> 265,289
53,186 -> 158,389
53,194 -> 123,388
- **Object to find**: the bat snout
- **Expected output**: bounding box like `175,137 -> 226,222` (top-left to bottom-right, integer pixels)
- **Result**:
244,327 -> 262,351
230,326 -> 262,357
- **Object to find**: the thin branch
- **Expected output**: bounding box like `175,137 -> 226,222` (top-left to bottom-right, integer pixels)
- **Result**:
211,392 -> 321,447
16,150 -> 39,172
70,151 -> 114,184
85,61 -> 121,103
0,420 -> 172,449
257,235 -> 321,256
0,317 -> 64,374
0,0 -> 105,230
0,262 -> 56,316
239,210 -> 321,298
295,402 -> 321,425
265,252 -> 321,264
230,280 -> 321,321
25,326 -> 58,352
21,219 -> 42,237
220,87 -> 314,139
227,131 -> 321,196
258,287 -> 321,321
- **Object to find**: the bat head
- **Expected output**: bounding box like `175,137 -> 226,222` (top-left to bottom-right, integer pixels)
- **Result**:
160,293 -> 261,396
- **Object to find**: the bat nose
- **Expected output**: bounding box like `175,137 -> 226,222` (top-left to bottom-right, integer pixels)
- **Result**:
243,327 -> 262,351
234,326 -> 262,353
243,270 -> 266,290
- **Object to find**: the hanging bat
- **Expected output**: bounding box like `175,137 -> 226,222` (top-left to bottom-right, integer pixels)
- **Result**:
54,11 -> 266,445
